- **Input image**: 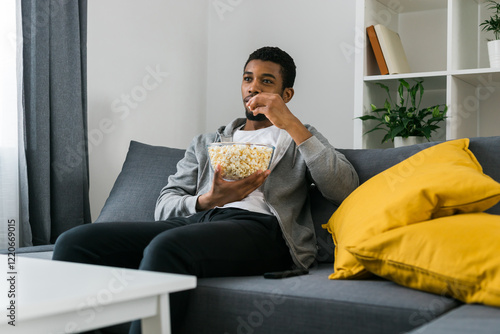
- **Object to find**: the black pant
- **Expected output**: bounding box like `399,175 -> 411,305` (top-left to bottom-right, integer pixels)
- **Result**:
52,208 -> 293,333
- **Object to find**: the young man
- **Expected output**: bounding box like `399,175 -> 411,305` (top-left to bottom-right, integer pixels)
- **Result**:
53,46 -> 359,333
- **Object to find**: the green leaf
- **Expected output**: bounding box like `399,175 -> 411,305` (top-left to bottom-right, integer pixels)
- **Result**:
364,127 -> 387,136
357,115 -> 380,121
398,82 -> 405,105
376,82 -> 390,94
409,85 -> 417,108
390,125 -> 405,138
425,125 -> 440,131
432,106 -> 441,118
399,79 -> 410,89
384,100 -> 391,111
381,133 -> 392,143
376,83 -> 392,104
402,118 -> 411,128
419,109 -> 432,118
422,127 -> 432,139
416,81 -> 424,109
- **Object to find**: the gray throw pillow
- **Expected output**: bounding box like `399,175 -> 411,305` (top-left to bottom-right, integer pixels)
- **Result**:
94,141 -> 186,223
337,141 -> 438,185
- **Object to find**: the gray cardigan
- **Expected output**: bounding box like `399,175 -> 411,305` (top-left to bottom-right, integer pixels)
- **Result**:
155,118 -> 359,269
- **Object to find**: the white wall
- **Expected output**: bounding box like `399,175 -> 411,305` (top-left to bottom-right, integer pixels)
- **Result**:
206,0 -> 357,146
88,0 -> 357,220
87,0 -> 208,220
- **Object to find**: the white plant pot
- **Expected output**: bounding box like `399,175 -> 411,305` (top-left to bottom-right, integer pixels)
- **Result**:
488,40 -> 500,68
393,136 -> 427,148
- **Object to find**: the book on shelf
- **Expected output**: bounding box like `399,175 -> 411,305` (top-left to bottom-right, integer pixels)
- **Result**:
366,25 -> 388,75
369,24 -> 411,75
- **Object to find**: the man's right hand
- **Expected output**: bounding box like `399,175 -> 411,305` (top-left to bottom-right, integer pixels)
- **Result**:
196,165 -> 270,211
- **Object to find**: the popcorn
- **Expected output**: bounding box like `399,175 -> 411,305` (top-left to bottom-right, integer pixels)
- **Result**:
208,143 -> 274,180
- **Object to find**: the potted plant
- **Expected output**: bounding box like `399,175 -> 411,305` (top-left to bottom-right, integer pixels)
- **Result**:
358,79 -> 447,147
480,0 -> 500,68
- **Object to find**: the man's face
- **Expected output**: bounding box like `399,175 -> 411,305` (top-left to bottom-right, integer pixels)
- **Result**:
242,60 -> 285,121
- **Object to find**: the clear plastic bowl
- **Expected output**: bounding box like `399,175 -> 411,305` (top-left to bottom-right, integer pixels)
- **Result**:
207,142 -> 275,181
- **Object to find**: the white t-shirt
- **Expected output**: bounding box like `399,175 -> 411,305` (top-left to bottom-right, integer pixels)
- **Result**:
221,125 -> 283,215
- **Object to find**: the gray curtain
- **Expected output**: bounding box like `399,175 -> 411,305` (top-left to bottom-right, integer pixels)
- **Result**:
21,0 -> 90,246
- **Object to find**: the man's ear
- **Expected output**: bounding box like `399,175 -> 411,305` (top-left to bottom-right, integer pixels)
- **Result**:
282,87 -> 294,103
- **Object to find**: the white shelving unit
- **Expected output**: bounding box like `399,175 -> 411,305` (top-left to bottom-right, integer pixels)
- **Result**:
354,0 -> 500,149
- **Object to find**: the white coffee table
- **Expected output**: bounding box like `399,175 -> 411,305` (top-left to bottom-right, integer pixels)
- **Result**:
0,254 -> 196,333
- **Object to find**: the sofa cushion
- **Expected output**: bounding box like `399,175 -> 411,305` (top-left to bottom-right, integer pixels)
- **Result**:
94,141 -> 186,223
324,138 -> 500,280
406,304 -> 500,334
179,263 -> 461,334
95,140 -> 342,262
0,244 -> 54,260
349,213 -> 500,307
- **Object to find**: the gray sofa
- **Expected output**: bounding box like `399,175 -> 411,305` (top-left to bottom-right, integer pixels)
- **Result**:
15,136 -> 500,333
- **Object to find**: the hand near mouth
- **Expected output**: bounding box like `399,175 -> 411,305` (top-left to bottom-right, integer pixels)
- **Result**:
245,93 -> 312,145
246,92 -> 288,120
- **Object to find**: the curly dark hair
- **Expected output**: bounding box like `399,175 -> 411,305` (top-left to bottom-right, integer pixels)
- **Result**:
244,46 -> 296,89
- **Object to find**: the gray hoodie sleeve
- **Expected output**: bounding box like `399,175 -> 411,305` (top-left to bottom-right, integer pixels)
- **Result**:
299,126 -> 359,205
154,135 -> 210,220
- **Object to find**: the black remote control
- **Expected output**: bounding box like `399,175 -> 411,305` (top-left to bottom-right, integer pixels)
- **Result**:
263,268 -> 309,279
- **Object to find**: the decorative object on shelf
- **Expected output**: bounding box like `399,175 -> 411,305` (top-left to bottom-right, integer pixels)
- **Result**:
366,25 -> 389,75
358,79 -> 447,146
371,24 -> 410,75
480,0 -> 500,68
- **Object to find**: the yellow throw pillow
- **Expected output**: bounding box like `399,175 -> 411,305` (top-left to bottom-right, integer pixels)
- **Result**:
323,138 -> 500,280
347,213 -> 500,307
